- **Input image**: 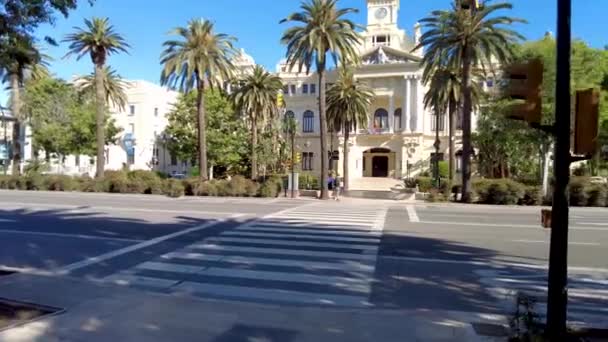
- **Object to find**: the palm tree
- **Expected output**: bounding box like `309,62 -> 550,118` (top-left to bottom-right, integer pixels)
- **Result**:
231,65 -> 283,180
75,66 -> 128,111
63,17 -> 129,178
160,19 -> 237,181
0,34 -> 49,175
416,1 -> 525,201
281,0 -> 361,200
327,68 -> 374,192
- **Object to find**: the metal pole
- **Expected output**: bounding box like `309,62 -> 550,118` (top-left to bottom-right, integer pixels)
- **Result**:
434,111 -> 441,188
1,107 -> 6,175
546,0 -> 571,338
291,130 -> 295,199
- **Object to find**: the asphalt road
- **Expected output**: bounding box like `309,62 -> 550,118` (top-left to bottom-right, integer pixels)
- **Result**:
0,190 -> 605,326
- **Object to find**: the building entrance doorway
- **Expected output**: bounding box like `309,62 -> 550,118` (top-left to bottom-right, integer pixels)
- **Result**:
372,156 -> 389,177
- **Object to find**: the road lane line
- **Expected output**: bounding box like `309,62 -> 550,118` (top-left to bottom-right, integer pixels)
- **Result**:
174,282 -> 371,307
189,244 -> 377,261
0,228 -> 143,243
512,239 -> 601,246
0,219 -> 17,223
221,231 -> 381,243
406,205 -> 420,222
207,236 -> 378,250
578,222 -> 608,227
417,220 -> 608,231
56,214 -> 243,274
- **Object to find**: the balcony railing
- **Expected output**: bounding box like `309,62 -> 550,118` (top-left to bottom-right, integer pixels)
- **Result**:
360,127 -> 391,135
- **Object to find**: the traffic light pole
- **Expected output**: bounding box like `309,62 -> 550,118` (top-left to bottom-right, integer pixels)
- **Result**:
291,130 -> 296,199
546,0 -> 571,338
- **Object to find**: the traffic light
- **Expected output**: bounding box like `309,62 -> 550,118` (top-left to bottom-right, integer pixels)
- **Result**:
573,88 -> 600,156
294,152 -> 301,164
504,59 -> 544,124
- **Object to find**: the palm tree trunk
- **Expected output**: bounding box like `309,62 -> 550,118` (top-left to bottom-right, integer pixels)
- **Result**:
251,115 -> 258,180
10,73 -> 21,176
318,66 -> 329,200
448,99 -> 456,183
460,46 -> 473,203
343,122 -> 350,192
94,63 -> 106,179
196,81 -> 208,180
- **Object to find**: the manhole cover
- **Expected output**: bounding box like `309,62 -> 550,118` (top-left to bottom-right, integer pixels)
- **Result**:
0,298 -> 62,331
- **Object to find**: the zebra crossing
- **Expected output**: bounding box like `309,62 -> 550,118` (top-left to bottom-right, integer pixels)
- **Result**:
103,202 -> 388,307
476,267 -> 608,326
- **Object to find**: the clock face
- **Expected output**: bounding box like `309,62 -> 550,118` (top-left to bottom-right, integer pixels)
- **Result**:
375,7 -> 388,20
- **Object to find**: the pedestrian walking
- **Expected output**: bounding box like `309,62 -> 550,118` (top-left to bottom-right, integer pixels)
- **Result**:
333,175 -> 341,201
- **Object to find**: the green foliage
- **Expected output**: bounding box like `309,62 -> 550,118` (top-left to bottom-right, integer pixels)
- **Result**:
163,179 -> 184,198
127,170 -> 162,194
22,76 -> 122,157
164,90 -> 250,174
24,173 -> 45,190
473,179 -> 525,205
299,173 -> 319,190
259,176 -> 283,198
197,180 -> 220,197
520,186 -> 542,206
587,185 -> 607,207
224,176 -> 259,197
438,161 -> 449,179
103,170 -> 129,193
45,175 -> 76,191
416,177 -> 433,193
426,188 -> 447,203
568,178 -> 590,207
404,178 -> 417,189
79,176 -> 105,193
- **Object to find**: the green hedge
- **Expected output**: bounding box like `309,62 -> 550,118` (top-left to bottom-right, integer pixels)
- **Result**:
0,171 -> 283,198
472,179 -> 525,205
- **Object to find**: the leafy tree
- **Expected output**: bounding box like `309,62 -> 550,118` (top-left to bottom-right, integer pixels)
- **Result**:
160,19 -> 237,180
416,1 -> 525,201
281,0 -> 361,199
75,66 -> 128,110
63,17 -> 129,178
327,68 -> 373,191
22,76 -> 121,161
231,65 -> 282,180
164,90 -> 249,176
0,34 -> 51,174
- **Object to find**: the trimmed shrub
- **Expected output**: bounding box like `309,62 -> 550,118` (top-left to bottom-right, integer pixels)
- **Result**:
163,179 -> 184,198
426,188 -> 447,202
568,178 -> 589,207
520,186 -> 542,206
416,177 -> 433,193
587,185 -> 607,207
259,177 -> 283,198
45,175 -> 76,191
79,177 -> 105,193
0,175 -> 10,189
183,178 -> 202,196
103,170 -> 129,193
24,173 -> 45,190
438,161 -> 449,179
473,179 -> 525,205
225,176 -> 257,197
198,180 -> 220,196
404,178 -> 417,189
7,176 -> 26,190
127,170 -> 162,194
299,173 -> 319,190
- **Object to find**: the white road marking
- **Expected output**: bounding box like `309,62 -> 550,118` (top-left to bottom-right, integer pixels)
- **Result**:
512,239 -> 601,246
406,205 -> 420,222
250,222 -> 372,229
241,226 -> 380,237
578,222 -> 608,227
103,273 -> 180,288
372,208 -> 388,232
56,215 -> 242,274
136,261 -> 203,274
189,244 -> 377,261
221,230 -> 381,243
0,219 -> 17,223
0,228 -> 143,243
161,252 -> 375,272
174,282 -> 371,307
207,236 -> 378,250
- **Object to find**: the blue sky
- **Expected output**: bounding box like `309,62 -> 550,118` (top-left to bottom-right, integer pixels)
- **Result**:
1,0 -> 606,102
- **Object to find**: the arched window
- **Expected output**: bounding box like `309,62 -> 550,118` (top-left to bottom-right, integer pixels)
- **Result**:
303,110 -> 314,133
394,108 -> 402,131
285,110 -> 295,120
373,108 -> 389,131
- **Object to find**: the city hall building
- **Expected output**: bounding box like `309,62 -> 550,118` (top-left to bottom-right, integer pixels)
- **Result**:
276,0 -> 479,191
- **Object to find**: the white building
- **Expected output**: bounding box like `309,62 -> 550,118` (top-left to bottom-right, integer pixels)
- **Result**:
44,80 -> 180,176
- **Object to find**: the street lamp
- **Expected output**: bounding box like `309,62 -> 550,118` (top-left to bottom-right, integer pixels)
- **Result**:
0,106 -> 8,175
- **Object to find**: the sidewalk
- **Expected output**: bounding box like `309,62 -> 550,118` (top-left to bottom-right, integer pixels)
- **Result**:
0,274 -> 505,342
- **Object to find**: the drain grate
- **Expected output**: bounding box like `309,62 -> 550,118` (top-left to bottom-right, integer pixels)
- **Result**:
0,298 -> 62,331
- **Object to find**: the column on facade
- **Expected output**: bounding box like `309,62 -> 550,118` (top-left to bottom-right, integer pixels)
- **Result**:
388,94 -> 395,133
416,76 -> 424,132
404,76 -> 411,132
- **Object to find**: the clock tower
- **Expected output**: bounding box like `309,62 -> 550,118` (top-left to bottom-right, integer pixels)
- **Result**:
367,0 -> 399,28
